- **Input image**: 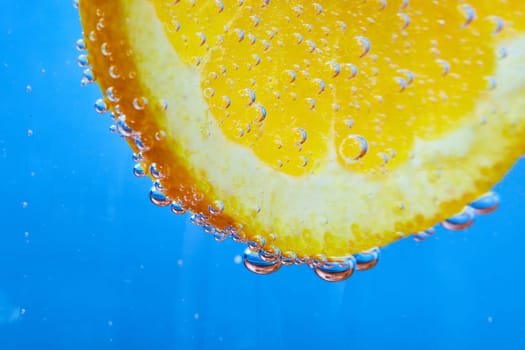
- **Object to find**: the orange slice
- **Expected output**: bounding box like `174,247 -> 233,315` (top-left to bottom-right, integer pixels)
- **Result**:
78,1 -> 525,270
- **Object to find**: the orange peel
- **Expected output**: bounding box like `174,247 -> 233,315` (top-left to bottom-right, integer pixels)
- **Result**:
77,0 -> 525,277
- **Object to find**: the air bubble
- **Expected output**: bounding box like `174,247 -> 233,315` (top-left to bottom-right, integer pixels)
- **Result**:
149,163 -> 164,179
377,152 -> 390,165
413,228 -> 435,242
170,201 -> 187,215
355,36 -> 371,58
208,200 -> 225,215
81,69 -> 95,86
281,251 -> 297,265
234,28 -> 245,42
77,54 -> 89,68
327,61 -> 341,78
314,257 -> 355,282
214,231 -> 228,241
458,4 -> 476,28
251,104 -> 266,122
106,86 -> 119,102
96,18 -> 105,31
354,248 -> 380,270
115,116 -> 134,137
132,97 -> 148,110
197,32 -> 207,46
281,69 -> 297,83
243,248 -> 282,274
343,63 -> 358,79
313,3 -> 323,15
397,13 -> 411,30
299,156 -> 308,167
240,88 -> 256,106
155,130 -> 166,141
293,5 -> 303,16
485,76 -> 497,90
251,15 -> 260,27
398,69 -> 414,85
149,188 -> 170,207
132,152 -> 144,163
469,192 -> 499,214
221,96 -> 231,109
312,78 -> 326,94
101,42 -> 111,56
190,214 -> 207,227
259,247 -> 281,263
339,135 -> 368,163
293,32 -> 304,44
486,16 -> 504,34
134,137 -> 147,151
436,59 -> 450,76
203,87 -> 215,99
295,128 -> 308,145
394,77 -> 408,92
133,164 -> 147,177
168,19 -> 181,32
109,65 -> 120,79
442,206 -> 475,230
305,97 -> 316,110
94,99 -> 108,114
305,40 -> 316,53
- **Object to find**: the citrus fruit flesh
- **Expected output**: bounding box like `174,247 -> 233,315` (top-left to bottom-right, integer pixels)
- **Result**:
79,1 -> 525,259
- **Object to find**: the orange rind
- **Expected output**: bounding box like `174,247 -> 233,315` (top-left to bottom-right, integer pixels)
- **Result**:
77,0 -> 525,280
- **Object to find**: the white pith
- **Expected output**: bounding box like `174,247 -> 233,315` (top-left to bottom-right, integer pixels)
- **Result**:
122,0 -> 525,253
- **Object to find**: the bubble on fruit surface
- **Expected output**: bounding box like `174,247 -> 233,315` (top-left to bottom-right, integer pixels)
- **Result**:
314,257 -> 355,282
468,192 -> 499,214
442,207 -> 475,231
243,249 -> 282,275
339,135 -> 368,163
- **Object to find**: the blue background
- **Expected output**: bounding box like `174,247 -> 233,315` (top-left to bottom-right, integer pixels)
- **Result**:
1,1 -> 525,349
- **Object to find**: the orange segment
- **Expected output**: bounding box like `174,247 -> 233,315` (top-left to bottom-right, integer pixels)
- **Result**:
78,1 -> 525,258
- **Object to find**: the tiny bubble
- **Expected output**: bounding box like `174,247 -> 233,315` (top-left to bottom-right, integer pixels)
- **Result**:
94,99 -> 108,114
27,129 -> 33,137
21,201 -> 28,209
25,85 -> 32,93
233,255 -> 242,264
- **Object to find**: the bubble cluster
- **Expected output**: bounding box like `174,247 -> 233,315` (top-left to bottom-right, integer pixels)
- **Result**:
77,0 -> 522,282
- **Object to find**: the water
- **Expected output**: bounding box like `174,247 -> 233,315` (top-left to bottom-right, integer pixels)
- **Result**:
1,1 -> 525,349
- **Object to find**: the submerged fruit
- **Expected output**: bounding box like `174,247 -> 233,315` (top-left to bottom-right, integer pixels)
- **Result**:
77,1 -> 525,279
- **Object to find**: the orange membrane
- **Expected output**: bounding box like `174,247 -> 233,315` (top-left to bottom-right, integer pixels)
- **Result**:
77,1 -> 525,281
